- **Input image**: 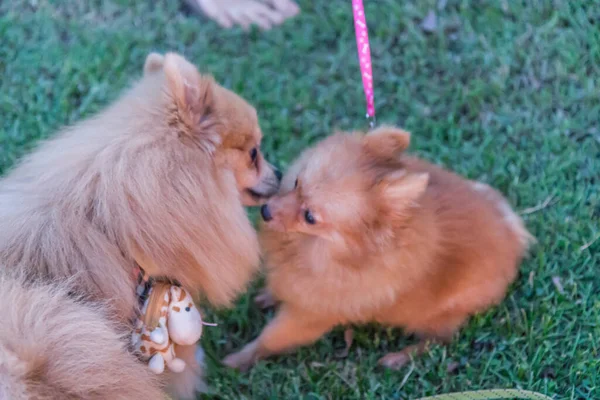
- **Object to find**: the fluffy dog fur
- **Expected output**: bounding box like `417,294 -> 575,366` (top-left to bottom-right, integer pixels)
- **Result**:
0,272 -> 164,400
224,126 -> 534,370
0,52 -> 278,398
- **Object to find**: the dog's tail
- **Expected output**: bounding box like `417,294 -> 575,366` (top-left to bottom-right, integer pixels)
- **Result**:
0,271 -> 164,400
501,203 -> 536,255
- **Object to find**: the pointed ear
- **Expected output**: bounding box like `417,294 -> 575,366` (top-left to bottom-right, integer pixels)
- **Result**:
163,53 -> 220,149
144,52 -> 164,75
378,171 -> 429,218
164,53 -> 211,114
363,126 -> 411,160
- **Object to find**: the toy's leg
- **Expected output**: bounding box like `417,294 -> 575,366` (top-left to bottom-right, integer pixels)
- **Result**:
150,330 -> 166,345
150,322 -> 168,345
167,358 -> 187,373
148,353 -> 165,374
223,306 -> 333,371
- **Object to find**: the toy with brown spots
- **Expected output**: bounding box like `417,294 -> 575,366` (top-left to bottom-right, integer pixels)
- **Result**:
131,282 -> 211,374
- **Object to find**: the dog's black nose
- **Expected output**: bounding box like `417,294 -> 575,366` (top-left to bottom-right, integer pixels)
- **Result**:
274,169 -> 283,182
260,204 -> 273,221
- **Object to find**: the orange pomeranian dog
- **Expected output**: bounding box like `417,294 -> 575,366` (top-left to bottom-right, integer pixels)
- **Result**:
224,126 -> 534,371
0,52 -> 279,399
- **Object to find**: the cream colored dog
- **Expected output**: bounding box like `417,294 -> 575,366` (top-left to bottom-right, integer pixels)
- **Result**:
0,52 -> 278,399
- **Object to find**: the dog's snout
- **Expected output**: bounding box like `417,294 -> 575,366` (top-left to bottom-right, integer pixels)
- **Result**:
274,169 -> 283,182
260,204 -> 273,222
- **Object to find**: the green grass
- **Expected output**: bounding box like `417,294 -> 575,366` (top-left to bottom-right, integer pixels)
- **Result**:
1,0 -> 599,398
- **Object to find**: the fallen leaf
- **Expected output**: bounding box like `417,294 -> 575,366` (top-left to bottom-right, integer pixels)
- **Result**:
541,366 -> 556,379
471,340 -> 494,352
552,276 -> 565,294
447,360 -> 461,374
335,328 -> 354,358
528,271 -> 534,287
421,10 -> 437,33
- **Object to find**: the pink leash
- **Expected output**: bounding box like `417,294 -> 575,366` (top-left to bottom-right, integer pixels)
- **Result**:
352,0 -> 375,128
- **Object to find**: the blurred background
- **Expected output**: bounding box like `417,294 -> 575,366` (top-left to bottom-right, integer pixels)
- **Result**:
1,1 -> 598,398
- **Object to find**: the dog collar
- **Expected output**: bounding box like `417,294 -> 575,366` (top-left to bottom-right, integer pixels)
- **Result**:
133,264 -> 153,308
133,263 -> 183,308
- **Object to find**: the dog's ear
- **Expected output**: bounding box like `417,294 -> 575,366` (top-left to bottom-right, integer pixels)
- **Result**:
163,53 -> 221,149
363,126 -> 411,160
164,52 -> 213,117
144,52 -> 164,75
377,171 -> 429,219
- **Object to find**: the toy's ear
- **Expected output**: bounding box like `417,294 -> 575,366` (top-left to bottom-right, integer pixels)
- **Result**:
363,126 -> 411,160
144,52 -> 164,75
169,286 -> 187,304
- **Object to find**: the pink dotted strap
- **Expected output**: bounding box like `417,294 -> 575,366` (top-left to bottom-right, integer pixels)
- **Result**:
352,0 -> 375,121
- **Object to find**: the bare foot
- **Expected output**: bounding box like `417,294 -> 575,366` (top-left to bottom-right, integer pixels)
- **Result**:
265,0 -> 300,18
185,0 -> 300,30
378,341 -> 432,370
254,288 -> 277,309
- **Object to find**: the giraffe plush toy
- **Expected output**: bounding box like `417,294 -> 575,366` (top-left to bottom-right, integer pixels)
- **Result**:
131,283 -> 206,374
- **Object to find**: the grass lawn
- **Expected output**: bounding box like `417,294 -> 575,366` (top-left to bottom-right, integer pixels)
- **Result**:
1,0 -> 599,398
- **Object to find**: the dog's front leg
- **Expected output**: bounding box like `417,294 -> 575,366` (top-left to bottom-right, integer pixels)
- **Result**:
223,306 -> 333,371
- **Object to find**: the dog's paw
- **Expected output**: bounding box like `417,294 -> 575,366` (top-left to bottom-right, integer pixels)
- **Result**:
254,288 -> 277,309
222,340 -> 260,371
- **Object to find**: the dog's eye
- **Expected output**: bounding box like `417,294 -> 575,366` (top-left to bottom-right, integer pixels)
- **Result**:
250,147 -> 258,163
304,209 -> 316,225
294,178 -> 298,189
185,306 -> 191,312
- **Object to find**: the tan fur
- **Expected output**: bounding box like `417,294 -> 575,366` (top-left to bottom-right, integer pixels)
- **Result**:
224,126 -> 534,370
0,52 -> 278,397
0,271 -> 164,400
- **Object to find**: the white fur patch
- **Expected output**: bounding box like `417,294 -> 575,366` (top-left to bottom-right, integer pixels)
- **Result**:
471,181 -> 491,192
471,181 -> 535,250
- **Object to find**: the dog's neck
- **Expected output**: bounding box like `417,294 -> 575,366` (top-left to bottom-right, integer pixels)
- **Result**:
132,247 -> 162,277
